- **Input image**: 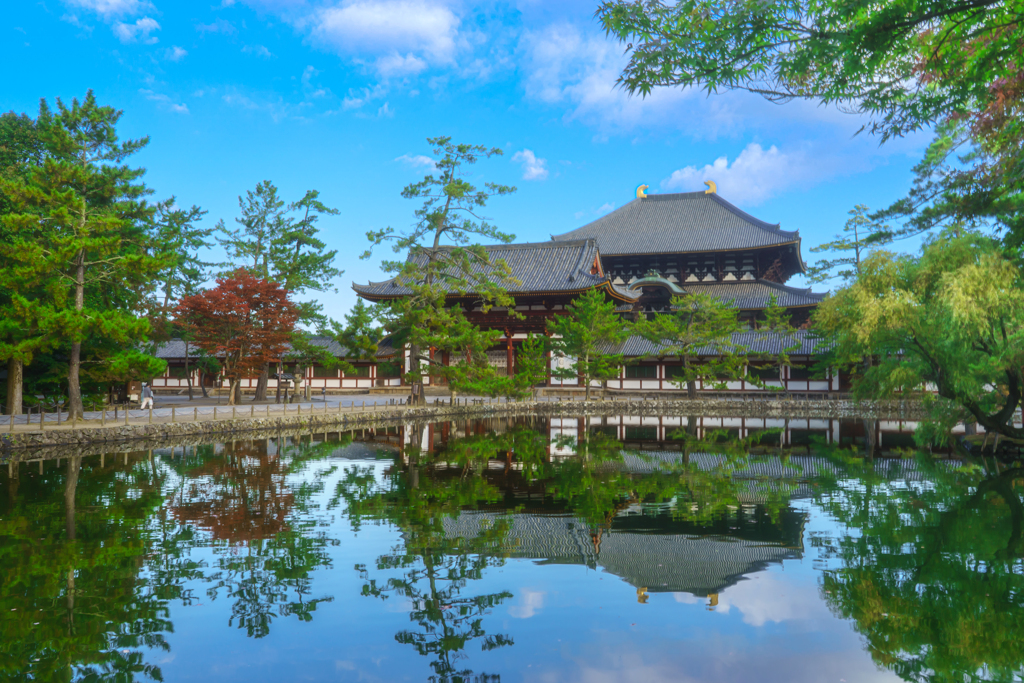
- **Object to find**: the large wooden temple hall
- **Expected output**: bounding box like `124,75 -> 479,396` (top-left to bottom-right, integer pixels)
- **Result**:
151,185 -> 836,394
352,185 -> 836,394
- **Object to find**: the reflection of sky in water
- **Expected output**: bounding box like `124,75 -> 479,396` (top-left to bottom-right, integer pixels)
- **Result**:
135,452 -> 900,683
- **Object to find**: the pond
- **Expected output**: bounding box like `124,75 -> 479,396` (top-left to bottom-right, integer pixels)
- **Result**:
1,415 -> 1022,682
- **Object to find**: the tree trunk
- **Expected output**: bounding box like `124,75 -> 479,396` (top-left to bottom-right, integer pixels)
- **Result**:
684,356 -> 696,398
863,418 -> 877,459
199,369 -> 209,398
65,455 -> 80,642
6,357 -> 23,416
275,363 -> 282,404
68,249 -> 86,419
253,366 -> 269,401
184,342 -> 193,401
65,456 -> 80,541
228,378 -> 241,405
409,342 -> 424,405
584,352 -> 591,401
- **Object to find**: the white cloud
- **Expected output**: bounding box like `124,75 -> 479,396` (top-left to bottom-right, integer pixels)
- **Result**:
242,44 -> 273,58
196,18 -> 236,35
342,84 -> 387,110
113,16 -> 160,43
376,52 -> 428,77
139,89 -> 189,114
713,574 -> 831,627
310,0 -> 459,73
377,101 -> 394,118
220,88 -> 296,122
63,0 -> 151,18
575,201 -> 615,220
508,589 -> 546,619
521,24 -> 700,135
165,45 -> 187,61
395,153 -> 436,170
60,13 -> 93,31
661,143 -> 825,206
512,148 -> 549,180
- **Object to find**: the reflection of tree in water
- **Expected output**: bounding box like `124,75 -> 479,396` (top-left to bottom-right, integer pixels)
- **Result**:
0,454 -> 170,681
163,435 -> 345,638
169,440 -> 294,541
336,420 -> 806,679
336,423 -> 516,682
664,426 -> 796,526
815,457 -> 1024,682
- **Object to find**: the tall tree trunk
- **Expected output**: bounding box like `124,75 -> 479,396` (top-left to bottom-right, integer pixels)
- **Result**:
863,418 -> 877,459
228,378 -> 241,405
584,352 -> 591,401
68,249 -> 86,419
253,366 -> 269,401
65,456 -> 80,643
684,356 -> 696,398
65,456 -> 80,541
6,357 -> 23,416
184,341 -> 193,400
199,369 -> 209,398
409,342 -> 424,405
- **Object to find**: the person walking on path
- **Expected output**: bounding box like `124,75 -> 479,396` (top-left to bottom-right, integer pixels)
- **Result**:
140,383 -> 154,409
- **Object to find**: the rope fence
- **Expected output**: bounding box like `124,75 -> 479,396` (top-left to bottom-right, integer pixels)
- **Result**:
4,391 -> 906,433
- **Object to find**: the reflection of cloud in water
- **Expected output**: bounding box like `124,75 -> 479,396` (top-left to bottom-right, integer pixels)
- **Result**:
536,636 -> 901,683
711,574 -> 828,627
508,589 -> 546,619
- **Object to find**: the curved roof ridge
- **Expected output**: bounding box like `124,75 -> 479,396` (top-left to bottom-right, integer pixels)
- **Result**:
705,193 -> 795,236
551,193 -> 799,256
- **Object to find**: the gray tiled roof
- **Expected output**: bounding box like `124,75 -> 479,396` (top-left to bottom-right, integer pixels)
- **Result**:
608,329 -> 830,357
352,240 -> 639,301
153,336 -> 382,361
672,280 -> 826,309
441,510 -> 798,595
552,192 -> 799,256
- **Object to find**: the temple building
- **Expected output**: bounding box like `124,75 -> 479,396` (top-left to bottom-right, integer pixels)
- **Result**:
353,185 -> 835,394
150,185 -> 834,394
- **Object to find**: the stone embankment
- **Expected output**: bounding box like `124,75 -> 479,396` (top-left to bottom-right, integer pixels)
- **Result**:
0,396 -> 925,457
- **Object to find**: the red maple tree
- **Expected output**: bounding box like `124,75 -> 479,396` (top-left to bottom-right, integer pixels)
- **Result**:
175,269 -> 299,404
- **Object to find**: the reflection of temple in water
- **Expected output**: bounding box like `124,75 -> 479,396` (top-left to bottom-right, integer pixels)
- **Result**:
384,415 -> 957,599
404,415 -> 946,457
441,507 -> 805,598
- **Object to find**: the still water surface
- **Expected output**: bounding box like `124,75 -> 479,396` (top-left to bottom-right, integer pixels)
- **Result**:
2,417 -> 1022,682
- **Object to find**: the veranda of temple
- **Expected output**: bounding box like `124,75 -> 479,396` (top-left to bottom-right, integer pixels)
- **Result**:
152,187 -> 838,395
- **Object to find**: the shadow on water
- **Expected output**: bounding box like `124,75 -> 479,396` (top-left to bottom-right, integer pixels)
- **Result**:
0,416 -> 1021,682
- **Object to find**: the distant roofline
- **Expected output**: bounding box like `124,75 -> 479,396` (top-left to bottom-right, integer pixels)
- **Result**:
552,191 -> 799,245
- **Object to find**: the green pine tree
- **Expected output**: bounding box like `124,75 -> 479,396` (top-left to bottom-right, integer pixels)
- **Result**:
635,292 -> 747,398
0,110 -> 45,415
807,205 -> 891,285
219,181 -> 344,400
0,92 -> 169,418
752,295 -> 801,396
362,136 -> 517,404
547,288 -> 630,400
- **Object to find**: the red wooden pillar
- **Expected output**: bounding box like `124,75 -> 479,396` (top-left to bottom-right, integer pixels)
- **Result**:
506,335 -> 515,377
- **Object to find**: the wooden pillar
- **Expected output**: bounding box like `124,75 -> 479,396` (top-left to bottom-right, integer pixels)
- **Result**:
506,336 -> 514,377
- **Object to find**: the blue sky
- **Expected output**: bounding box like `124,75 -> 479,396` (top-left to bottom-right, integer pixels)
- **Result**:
4,0 -> 929,323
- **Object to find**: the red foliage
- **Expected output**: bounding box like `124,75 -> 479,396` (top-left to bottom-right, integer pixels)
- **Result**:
175,269 -> 299,384
169,441 -> 293,542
